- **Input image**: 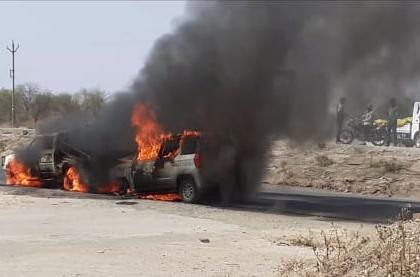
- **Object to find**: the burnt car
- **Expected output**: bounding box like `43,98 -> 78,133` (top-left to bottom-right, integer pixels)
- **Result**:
2,132 -> 90,185
111,132 -> 203,203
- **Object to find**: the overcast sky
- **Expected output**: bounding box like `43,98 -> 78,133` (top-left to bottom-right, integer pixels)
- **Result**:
0,1 -> 186,93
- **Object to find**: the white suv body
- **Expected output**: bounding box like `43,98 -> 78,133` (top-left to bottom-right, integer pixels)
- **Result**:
111,133 -> 203,202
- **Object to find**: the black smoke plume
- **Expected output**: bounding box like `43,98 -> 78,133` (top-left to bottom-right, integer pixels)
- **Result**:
19,2 -> 420,198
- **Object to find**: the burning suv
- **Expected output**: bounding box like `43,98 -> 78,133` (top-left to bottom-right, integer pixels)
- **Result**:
112,131 -> 203,203
2,130 -> 221,203
2,132 -> 90,186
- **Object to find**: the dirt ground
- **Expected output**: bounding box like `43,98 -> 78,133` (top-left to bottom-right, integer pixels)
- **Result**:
0,127 -> 34,155
0,189 -> 374,277
3,128 -> 420,200
264,140 -> 420,200
2,129 -> 420,276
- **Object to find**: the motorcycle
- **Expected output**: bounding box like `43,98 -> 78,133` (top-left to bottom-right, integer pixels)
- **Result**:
339,117 -> 386,146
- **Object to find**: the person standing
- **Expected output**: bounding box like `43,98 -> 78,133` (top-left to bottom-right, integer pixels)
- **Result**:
360,104 -> 373,145
336,97 -> 346,143
386,98 -> 399,146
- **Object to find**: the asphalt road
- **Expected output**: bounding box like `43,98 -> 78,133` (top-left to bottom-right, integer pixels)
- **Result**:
252,186 -> 420,223
1,168 -> 419,223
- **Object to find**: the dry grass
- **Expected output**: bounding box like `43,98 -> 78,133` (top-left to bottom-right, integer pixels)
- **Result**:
311,226 -> 370,276
316,155 -> 334,167
280,160 -> 288,168
279,216 -> 420,276
289,231 -> 318,248
317,142 -> 327,150
277,260 -> 311,277
353,146 -> 366,154
369,158 -> 404,173
373,221 -> 420,276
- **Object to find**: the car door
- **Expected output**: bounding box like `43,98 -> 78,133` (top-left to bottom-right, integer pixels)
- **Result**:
152,136 -> 181,190
132,159 -> 156,192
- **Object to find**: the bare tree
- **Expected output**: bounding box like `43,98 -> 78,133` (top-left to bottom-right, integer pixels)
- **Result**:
16,83 -> 40,121
76,88 -> 106,117
52,93 -> 80,116
30,93 -> 53,126
0,89 -> 12,123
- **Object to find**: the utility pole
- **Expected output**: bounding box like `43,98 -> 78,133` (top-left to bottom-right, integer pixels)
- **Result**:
7,40 -> 19,128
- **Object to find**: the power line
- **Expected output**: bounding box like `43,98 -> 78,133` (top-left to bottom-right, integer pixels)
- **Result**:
6,40 -> 19,128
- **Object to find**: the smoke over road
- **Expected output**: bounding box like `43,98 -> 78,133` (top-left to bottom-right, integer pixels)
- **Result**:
30,2 -> 420,198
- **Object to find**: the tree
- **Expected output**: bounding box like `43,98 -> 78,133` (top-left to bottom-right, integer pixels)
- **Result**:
2,84 -> 107,126
76,88 -> 106,117
30,93 -> 53,125
51,93 -> 80,116
0,89 -> 12,124
16,83 -> 41,121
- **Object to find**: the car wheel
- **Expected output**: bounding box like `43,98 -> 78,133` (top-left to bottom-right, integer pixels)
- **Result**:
405,141 -> 415,147
371,129 -> 386,146
339,129 -> 354,144
415,133 -> 420,148
179,178 -> 199,203
117,178 -> 130,194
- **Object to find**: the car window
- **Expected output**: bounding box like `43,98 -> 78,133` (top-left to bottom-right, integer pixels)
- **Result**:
181,137 -> 198,155
162,137 -> 180,156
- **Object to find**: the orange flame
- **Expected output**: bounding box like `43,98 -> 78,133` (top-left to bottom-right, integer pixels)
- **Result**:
140,193 -> 182,201
95,181 -> 121,194
6,159 -> 44,187
63,166 -> 89,193
131,103 -> 167,161
63,166 -> 123,194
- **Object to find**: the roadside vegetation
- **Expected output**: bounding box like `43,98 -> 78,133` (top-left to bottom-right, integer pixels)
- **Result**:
279,214 -> 420,276
0,83 -> 107,127
369,158 -> 404,173
316,155 -> 334,167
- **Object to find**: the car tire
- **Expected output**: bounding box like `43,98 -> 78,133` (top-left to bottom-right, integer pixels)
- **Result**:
371,129 -> 386,146
339,129 -> 354,144
406,141 -> 415,147
113,178 -> 129,194
415,133 -> 420,148
179,178 -> 199,203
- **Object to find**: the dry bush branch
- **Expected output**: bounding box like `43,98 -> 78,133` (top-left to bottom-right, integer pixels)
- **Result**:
280,218 -> 420,276
369,158 -> 404,173
316,155 -> 334,167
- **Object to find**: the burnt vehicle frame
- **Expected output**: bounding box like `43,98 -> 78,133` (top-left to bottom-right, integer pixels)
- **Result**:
111,132 -> 203,203
7,132 -> 91,186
